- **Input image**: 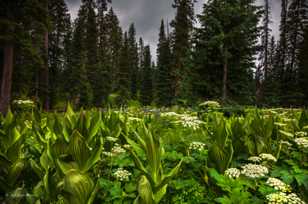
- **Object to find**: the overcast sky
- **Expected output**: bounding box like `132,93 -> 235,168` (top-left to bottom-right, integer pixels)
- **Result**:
65,0 -> 281,60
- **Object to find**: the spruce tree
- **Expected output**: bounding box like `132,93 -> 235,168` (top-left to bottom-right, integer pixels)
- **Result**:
140,45 -> 153,105
171,0 -> 195,99
128,24 -> 139,99
195,0 -> 261,103
118,32 -> 130,104
48,0 -> 71,108
156,20 -> 173,106
298,28 -> 308,106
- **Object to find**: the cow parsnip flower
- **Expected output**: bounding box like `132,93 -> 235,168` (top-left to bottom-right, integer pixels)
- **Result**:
111,144 -> 126,155
179,114 -> 204,130
248,156 -> 262,163
266,192 -> 289,204
224,168 -> 241,179
113,168 -> 132,181
295,131 -> 308,137
266,177 -> 291,193
241,163 -> 269,178
259,153 -> 277,162
189,142 -> 206,152
286,193 -> 306,204
160,112 -> 179,117
294,138 -> 308,148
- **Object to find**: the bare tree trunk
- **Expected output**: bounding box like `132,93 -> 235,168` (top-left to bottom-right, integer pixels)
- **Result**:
222,55 -> 228,102
0,44 -> 14,115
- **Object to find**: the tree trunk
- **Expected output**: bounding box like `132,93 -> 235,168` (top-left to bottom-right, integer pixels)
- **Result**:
222,55 -> 228,102
0,44 -> 14,115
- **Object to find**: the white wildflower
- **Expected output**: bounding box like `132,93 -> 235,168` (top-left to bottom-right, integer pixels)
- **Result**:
266,177 -> 291,193
224,168 -> 241,179
179,114 -> 203,130
248,156 -> 262,163
294,138 -> 308,148
113,168 -> 132,181
189,142 -> 206,152
259,153 -> 277,162
103,151 -> 113,157
295,131 -> 308,137
266,192 -> 289,204
241,163 -> 269,178
111,144 -> 126,155
286,193 -> 306,204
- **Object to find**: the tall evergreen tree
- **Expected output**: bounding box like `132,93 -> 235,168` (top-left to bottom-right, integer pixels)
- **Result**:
140,45 -> 153,105
171,0 -> 195,99
48,0 -> 71,108
128,24 -> 139,99
117,32 -> 130,104
298,27 -> 308,105
156,20 -> 173,106
194,0 -> 261,103
282,0 -> 308,105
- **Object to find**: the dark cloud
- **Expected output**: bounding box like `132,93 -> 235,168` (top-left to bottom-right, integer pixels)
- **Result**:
65,0 -> 281,60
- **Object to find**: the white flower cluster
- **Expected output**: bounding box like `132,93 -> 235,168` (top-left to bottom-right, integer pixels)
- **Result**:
189,142 -> 206,151
287,193 -> 306,204
266,192 -> 289,204
248,156 -> 262,163
113,168 -> 132,181
111,144 -> 126,155
224,168 -> 241,179
295,131 -> 308,137
266,177 -> 291,193
260,153 -> 277,162
241,163 -> 269,178
179,114 -> 204,130
294,138 -> 308,148
266,192 -> 306,204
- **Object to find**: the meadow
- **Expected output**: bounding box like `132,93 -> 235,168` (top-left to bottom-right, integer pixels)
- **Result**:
0,101 -> 308,204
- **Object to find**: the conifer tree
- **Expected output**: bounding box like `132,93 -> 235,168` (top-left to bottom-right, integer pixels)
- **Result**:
298,28 -> 308,105
48,0 -> 71,108
156,20 -> 173,106
128,24 -> 139,99
195,0 -> 261,103
118,32 -> 130,104
171,0 -> 195,99
141,45 -> 153,105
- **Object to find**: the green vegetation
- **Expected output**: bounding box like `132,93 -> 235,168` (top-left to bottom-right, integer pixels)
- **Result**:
0,102 -> 307,203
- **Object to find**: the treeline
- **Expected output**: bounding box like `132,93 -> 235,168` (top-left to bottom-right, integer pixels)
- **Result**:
0,0 -> 308,113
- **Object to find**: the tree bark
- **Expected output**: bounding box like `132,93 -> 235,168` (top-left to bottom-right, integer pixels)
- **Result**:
222,55 -> 228,102
0,44 -> 14,115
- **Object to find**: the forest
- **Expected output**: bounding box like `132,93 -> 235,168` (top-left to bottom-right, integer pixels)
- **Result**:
1,0 -> 308,204
0,0 -> 307,112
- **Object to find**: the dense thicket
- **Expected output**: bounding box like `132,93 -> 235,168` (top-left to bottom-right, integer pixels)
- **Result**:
1,0 -> 308,113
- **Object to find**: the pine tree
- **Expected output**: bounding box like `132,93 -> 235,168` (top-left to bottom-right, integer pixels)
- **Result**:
140,45 -> 153,105
257,0 -> 272,105
156,20 -> 173,106
283,0 -> 308,105
48,0 -> 71,108
0,0 -> 48,113
128,24 -> 139,99
298,28 -> 308,105
195,0 -> 261,103
117,32 -> 130,104
171,0 -> 195,99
